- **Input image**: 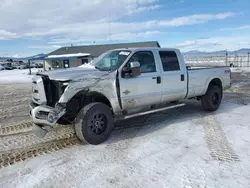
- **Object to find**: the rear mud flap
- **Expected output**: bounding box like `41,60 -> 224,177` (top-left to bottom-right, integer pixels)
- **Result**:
33,123 -> 48,138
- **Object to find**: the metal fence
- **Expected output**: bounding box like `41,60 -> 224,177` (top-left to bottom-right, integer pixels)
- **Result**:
184,53 -> 250,67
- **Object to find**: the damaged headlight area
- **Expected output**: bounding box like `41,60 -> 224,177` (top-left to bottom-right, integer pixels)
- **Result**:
41,77 -> 71,107
59,80 -> 71,94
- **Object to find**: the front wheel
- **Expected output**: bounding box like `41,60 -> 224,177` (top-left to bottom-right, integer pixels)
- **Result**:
74,102 -> 114,145
201,85 -> 222,111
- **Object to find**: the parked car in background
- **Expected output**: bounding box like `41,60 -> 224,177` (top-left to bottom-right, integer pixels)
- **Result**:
0,65 -> 4,70
35,63 -> 43,68
26,63 -> 36,69
3,65 -> 14,70
16,64 -> 27,69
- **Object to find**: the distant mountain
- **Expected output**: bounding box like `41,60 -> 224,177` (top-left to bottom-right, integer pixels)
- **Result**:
0,53 -> 46,61
236,48 -> 250,54
183,48 -> 250,56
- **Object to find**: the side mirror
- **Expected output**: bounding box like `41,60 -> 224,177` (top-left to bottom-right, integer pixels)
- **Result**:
122,62 -> 141,77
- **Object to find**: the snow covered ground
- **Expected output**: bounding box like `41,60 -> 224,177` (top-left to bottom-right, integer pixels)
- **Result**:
0,68 -> 250,188
230,67 -> 250,73
0,101 -> 250,188
0,68 -> 42,84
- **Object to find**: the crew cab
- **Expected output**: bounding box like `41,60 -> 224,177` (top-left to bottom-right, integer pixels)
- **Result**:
29,47 -> 231,145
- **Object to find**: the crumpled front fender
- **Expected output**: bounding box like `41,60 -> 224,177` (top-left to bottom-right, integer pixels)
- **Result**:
58,80 -> 97,103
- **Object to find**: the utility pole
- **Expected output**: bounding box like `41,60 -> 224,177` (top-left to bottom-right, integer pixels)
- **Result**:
248,52 -> 250,67
28,59 -> 31,75
225,52 -> 228,66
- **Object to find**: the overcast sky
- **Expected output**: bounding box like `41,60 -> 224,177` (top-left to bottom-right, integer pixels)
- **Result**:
0,0 -> 250,57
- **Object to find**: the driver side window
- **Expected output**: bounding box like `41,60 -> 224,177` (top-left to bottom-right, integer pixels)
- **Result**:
127,51 -> 156,73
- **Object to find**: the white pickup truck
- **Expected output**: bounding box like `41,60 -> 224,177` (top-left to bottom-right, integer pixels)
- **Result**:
29,47 -> 231,145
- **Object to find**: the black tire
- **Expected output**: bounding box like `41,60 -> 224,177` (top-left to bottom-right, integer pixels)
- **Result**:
74,102 -> 114,145
201,85 -> 222,111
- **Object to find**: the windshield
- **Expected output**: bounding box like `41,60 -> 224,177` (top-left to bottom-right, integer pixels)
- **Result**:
91,50 -> 131,71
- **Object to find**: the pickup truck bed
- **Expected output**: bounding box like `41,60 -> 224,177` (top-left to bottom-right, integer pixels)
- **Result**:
186,66 -> 231,99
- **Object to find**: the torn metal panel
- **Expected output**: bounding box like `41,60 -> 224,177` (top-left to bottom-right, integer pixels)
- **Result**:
51,69 -> 122,114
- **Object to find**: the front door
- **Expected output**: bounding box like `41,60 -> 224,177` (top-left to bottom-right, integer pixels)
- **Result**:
119,51 -> 162,110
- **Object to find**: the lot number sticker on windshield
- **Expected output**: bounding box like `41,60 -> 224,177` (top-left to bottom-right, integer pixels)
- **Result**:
119,51 -> 130,56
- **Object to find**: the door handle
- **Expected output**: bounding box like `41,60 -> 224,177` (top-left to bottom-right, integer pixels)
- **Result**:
181,74 -> 184,81
152,76 -> 161,84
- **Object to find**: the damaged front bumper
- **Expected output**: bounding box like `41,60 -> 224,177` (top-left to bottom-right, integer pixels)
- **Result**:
29,101 -> 66,137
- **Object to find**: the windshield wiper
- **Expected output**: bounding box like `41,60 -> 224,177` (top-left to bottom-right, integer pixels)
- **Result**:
95,66 -> 100,70
95,66 -> 111,71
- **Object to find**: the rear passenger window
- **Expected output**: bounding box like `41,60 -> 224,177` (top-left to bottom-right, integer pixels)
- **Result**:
159,51 -> 180,71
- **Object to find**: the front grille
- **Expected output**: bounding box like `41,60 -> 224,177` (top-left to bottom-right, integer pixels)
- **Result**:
40,75 -> 64,107
41,75 -> 52,105
32,76 -> 47,105
32,75 -> 66,107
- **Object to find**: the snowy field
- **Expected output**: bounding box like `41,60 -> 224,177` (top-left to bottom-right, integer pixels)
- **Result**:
0,68 -> 250,188
230,67 -> 250,73
0,68 -> 42,84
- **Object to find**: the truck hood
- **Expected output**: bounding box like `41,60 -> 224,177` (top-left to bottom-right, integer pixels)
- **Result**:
37,64 -> 109,81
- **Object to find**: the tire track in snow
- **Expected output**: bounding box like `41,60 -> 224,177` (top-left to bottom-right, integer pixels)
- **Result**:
202,115 -> 239,162
0,121 -> 33,137
0,104 -> 29,116
0,97 -> 29,106
0,137 -> 79,168
0,123 -> 78,168
0,125 -> 75,151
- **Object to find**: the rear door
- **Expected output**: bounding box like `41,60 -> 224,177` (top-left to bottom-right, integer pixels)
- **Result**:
158,50 -> 187,102
119,50 -> 162,110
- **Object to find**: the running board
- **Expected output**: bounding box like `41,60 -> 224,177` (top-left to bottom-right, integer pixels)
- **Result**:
121,103 -> 186,120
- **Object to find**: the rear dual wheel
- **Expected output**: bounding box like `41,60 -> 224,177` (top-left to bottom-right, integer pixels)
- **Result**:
75,102 -> 114,145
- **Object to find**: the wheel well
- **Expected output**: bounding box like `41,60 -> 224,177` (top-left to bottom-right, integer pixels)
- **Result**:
86,92 -> 112,108
60,91 -> 113,124
208,78 -> 223,97
209,78 -> 222,89
69,91 -> 112,111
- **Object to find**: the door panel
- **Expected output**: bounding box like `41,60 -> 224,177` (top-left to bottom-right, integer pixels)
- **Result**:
119,51 -> 162,110
161,71 -> 186,102
120,73 -> 162,110
159,51 -> 187,102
